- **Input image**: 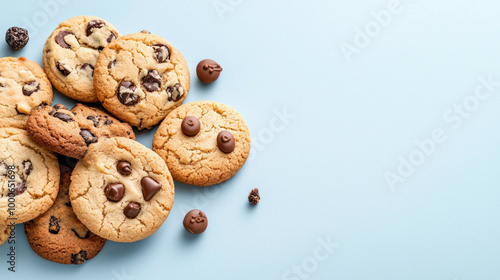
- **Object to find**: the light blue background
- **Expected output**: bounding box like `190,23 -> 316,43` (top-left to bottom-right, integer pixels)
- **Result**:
1,0 -> 500,279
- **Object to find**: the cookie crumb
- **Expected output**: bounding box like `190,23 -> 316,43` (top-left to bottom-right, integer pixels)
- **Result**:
248,188 -> 260,205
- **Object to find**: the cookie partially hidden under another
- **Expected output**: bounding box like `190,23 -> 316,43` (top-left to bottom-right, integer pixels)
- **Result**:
0,224 -> 11,247
27,103 -> 135,159
25,166 -> 106,264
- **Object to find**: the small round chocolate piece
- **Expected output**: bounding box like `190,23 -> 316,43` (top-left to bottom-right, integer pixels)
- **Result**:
181,116 -> 201,136
124,202 -> 141,219
104,183 -> 125,202
117,161 -> 132,176
6,27 -> 29,50
217,131 -> 235,153
183,210 -> 208,234
196,59 -> 222,84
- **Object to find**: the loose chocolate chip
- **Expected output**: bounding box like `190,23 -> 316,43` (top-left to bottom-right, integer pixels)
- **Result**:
117,161 -> 132,176
108,60 -> 116,69
141,177 -> 161,201
22,160 -> 33,176
117,80 -> 139,106
166,83 -> 183,102
181,116 -> 201,137
248,188 -> 260,205
56,61 -> 72,76
80,63 -> 94,77
142,70 -> 161,92
22,80 -> 40,96
53,112 -> 73,122
183,210 -> 208,235
196,59 -> 223,84
87,116 -> 99,127
124,202 -> 141,219
5,27 -> 29,51
86,20 -> 105,36
0,162 -> 8,176
72,229 -> 90,239
14,181 -> 27,195
104,183 -> 125,202
217,131 -> 235,153
107,31 -> 117,43
55,30 -> 73,48
71,250 -> 87,264
49,216 -> 60,234
152,44 -> 170,63
80,129 -> 98,145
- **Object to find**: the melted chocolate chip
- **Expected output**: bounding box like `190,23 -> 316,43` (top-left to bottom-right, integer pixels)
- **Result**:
0,162 -> 8,176
217,131 -> 235,153
71,250 -> 87,264
14,181 -> 27,195
72,229 -> 90,239
22,80 -> 40,96
53,112 -> 73,122
80,63 -> 94,77
152,44 -> 170,63
104,183 -> 125,202
55,30 -> 73,48
108,60 -> 116,69
117,161 -> 132,176
22,160 -> 32,176
104,117 -> 113,125
49,216 -> 60,234
141,177 -> 161,201
53,104 -> 68,110
86,20 -> 105,36
56,61 -> 72,76
80,129 -> 98,145
87,116 -> 99,127
117,81 -> 139,106
166,83 -> 183,102
142,70 -> 161,92
181,116 -> 201,136
124,202 -> 141,218
107,32 -> 117,43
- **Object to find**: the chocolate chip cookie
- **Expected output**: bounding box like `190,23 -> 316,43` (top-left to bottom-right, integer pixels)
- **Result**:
69,137 -> 175,242
94,31 -> 190,130
26,103 -> 135,159
0,223 -> 11,246
25,166 -> 106,264
152,101 -> 251,186
43,16 -> 120,103
0,57 -> 53,129
0,128 -> 59,224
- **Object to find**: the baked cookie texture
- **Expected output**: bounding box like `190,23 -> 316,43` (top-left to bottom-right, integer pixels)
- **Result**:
0,128 -> 59,224
94,31 -> 190,130
0,57 -> 53,129
0,224 -> 11,246
25,166 -> 106,264
153,101 -> 251,186
27,103 -> 135,159
43,16 -> 120,103
69,137 -> 175,243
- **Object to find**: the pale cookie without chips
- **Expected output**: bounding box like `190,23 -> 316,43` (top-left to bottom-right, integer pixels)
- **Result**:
69,137 -> 175,243
0,128 -> 59,224
94,31 -> 190,130
0,57 -> 53,129
25,166 -> 106,265
153,101 -> 251,186
43,16 -> 120,103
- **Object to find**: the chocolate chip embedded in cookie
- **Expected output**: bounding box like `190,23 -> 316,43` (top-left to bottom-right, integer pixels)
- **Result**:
94,31 -> 190,130
26,103 -> 135,159
24,166 -> 106,264
0,128 -> 59,224
43,16 -> 120,103
69,137 -> 175,243
0,57 -> 53,129
153,101 -> 251,186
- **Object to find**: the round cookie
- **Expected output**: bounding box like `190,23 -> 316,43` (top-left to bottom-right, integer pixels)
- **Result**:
43,16 -> 120,103
152,101 -> 251,186
27,103 -> 135,159
0,128 -> 59,224
0,57 -> 53,129
25,166 -> 106,264
69,137 -> 175,242
0,223 -> 11,246
94,31 -> 190,130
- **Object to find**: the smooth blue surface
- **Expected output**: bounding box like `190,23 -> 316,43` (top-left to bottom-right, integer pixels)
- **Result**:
1,0 -> 500,279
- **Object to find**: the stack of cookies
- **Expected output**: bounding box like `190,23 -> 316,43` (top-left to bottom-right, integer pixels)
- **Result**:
0,16 -> 251,264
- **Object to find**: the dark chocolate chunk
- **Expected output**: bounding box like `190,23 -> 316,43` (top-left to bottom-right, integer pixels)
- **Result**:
181,116 -> 201,137
104,183 -> 125,202
53,112 -> 73,122
22,160 -> 33,176
5,27 -> 29,51
49,216 -> 60,234
117,80 -> 139,106
71,250 -> 87,264
87,116 -> 99,127
22,80 -> 40,96
86,20 -> 105,36
56,61 -> 72,76
55,30 -> 73,48
217,131 -> 235,153
124,202 -> 141,218
141,176 -> 161,201
14,181 -> 27,195
0,162 -> 8,176
80,129 -> 98,145
166,83 -> 183,102
108,60 -> 116,69
80,63 -> 94,77
152,44 -> 170,63
72,229 -> 90,239
107,31 -> 117,43
142,70 -> 161,92
248,188 -> 260,205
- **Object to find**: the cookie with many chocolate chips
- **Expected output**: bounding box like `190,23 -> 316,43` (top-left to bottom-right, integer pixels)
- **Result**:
0,128 -> 59,224
69,137 -> 175,242
26,103 -> 135,159
43,16 -> 120,103
0,57 -> 53,129
94,31 -> 190,130
153,101 -> 251,186
24,166 -> 106,264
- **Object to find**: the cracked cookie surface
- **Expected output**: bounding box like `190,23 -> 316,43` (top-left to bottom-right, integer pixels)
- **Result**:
27,103 -> 135,159
43,16 -> 120,103
0,128 -> 59,224
94,31 -> 190,130
69,137 -> 175,243
0,57 -> 53,129
152,101 -> 251,186
25,166 -> 106,264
